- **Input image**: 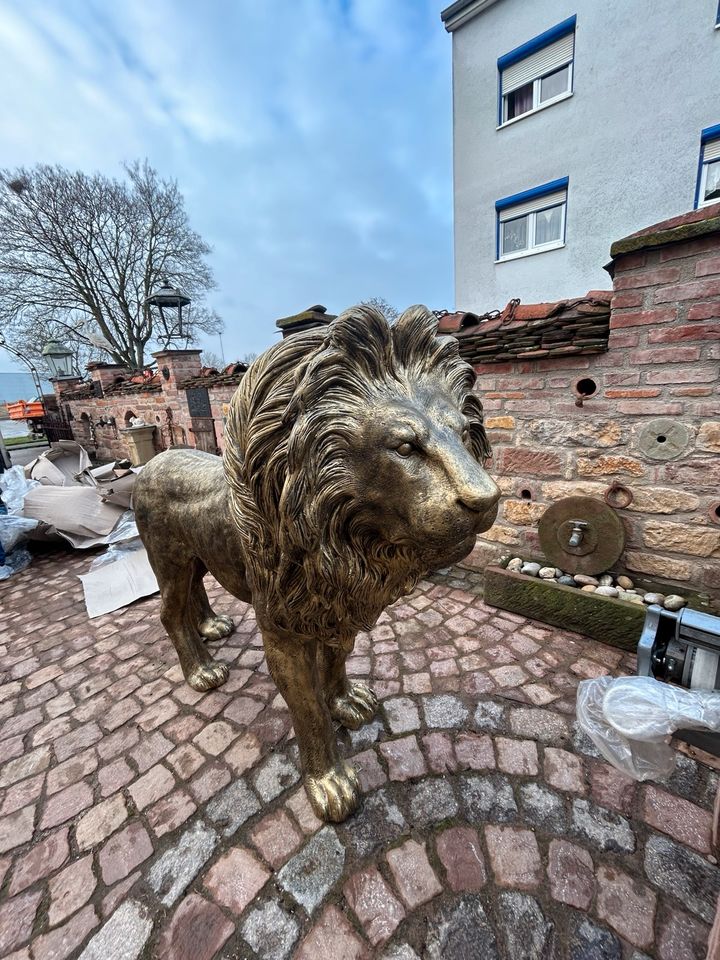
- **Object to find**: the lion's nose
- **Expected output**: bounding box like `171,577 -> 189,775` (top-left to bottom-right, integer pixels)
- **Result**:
457,481 -> 500,515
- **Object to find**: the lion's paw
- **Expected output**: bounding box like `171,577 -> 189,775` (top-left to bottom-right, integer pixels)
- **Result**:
186,660 -> 229,692
198,615 -> 235,641
329,682 -> 378,730
305,762 -> 360,823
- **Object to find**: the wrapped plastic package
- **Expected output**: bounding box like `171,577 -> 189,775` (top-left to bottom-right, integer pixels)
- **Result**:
0,464 -> 40,515
576,675 -> 720,781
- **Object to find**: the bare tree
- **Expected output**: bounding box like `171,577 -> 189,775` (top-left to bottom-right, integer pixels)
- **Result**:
201,350 -> 224,370
361,297 -> 399,322
241,351 -> 259,364
0,161 -> 221,371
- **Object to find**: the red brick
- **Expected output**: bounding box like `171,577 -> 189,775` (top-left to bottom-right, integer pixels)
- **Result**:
633,345 -> 701,364
607,330 -> 640,348
485,826 -> 542,889
613,251 -> 647,270
643,785 -> 713,853
436,827 -> 487,892
40,781 -> 93,830
609,307 -> 677,329
0,890 -> 42,956
614,266 -> 681,289
99,822 -> 153,884
157,894 -> 234,960
9,828 -> 69,894
203,846 -> 270,912
344,866 -> 405,946
547,839 -> 595,908
31,904 -> 98,960
386,839 -> 442,909
605,388 -> 661,399
648,321 -> 720,343
454,733 -> 495,771
249,810 -> 303,869
671,385 -> 714,396
616,401 -> 684,415
379,736 -> 427,781
660,234 -> 718,260
596,864 -> 656,949
496,737 -> 538,775
611,290 -> 644,309
696,255 -> 720,277
295,905 -> 369,960
688,301 -> 720,320
499,448 -> 564,477
48,854 -> 95,925
646,365 -> 718,384
654,278 -> 720,303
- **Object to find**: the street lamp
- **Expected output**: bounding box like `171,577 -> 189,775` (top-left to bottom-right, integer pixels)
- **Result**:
41,340 -> 75,379
145,279 -> 191,339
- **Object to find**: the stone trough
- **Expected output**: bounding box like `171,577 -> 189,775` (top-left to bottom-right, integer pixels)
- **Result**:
484,555 -> 711,652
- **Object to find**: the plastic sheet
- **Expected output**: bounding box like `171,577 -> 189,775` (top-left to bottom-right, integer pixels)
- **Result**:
0,546 -> 32,580
88,534 -> 144,571
0,465 -> 39,514
0,515 -> 40,553
576,675 -> 720,781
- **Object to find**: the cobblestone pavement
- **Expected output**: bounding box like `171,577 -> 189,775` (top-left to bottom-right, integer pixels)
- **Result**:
1,548 -> 718,960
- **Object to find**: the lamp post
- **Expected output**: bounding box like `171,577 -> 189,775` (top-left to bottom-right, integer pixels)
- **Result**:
41,341 -> 76,380
144,279 -> 191,340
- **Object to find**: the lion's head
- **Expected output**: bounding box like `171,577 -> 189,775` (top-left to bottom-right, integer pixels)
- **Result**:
223,304 -> 499,642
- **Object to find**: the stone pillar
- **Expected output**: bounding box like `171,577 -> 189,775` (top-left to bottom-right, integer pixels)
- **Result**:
152,349 -> 203,449
275,304 -> 335,338
86,363 -> 131,397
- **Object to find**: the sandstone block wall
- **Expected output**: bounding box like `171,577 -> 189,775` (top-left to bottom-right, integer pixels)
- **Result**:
466,221 -> 720,599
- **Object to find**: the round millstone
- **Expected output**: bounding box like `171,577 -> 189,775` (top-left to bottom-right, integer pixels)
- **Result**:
617,576 -> 634,590
574,575 -> 599,587
539,567 -> 556,579
664,595 -> 687,611
557,576 -> 577,587
595,586 -> 619,597
643,592 -> 665,605
521,562 -> 541,577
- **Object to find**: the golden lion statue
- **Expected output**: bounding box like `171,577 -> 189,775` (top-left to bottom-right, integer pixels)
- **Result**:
133,304 -> 499,821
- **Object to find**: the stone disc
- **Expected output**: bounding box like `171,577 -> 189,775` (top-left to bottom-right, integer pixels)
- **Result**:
538,496 -> 625,576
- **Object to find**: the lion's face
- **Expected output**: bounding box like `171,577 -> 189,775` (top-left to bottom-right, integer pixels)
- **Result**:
347,378 -> 500,568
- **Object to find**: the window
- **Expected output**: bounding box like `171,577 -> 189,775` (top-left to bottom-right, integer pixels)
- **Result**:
696,126 -> 720,208
496,178 -> 568,261
498,16 -> 576,125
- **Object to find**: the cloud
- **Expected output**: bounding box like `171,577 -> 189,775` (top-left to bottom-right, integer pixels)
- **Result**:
0,0 -> 453,363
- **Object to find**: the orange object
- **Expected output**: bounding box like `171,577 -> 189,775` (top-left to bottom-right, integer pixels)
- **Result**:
6,400 -> 45,420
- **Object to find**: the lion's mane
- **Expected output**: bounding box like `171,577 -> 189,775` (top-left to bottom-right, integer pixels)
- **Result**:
223,304 -> 491,644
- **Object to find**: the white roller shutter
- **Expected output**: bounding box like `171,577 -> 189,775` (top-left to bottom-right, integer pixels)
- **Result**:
498,189 -> 566,222
704,139 -> 720,162
501,32 -> 574,95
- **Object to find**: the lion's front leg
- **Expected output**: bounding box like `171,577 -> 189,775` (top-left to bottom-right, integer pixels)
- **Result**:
320,644 -> 378,731
262,630 -> 361,823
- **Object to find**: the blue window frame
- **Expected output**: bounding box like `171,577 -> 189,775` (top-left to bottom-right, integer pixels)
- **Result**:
497,16 -> 576,126
495,177 -> 569,261
695,125 -> 720,209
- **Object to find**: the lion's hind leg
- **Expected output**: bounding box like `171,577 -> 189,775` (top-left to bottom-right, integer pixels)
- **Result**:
153,553 -> 229,692
189,563 -> 235,641
321,645 -> 378,731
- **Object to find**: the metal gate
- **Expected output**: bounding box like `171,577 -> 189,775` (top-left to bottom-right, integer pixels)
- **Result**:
39,413 -> 74,443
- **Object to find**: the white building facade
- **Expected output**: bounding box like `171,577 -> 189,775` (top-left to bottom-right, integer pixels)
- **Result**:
442,0 -> 720,310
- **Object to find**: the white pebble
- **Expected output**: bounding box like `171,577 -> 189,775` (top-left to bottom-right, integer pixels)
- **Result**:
574,575 -> 599,587
664,595 -> 687,611
599,575 -> 614,587
595,586 -> 619,597
507,557 -> 523,571
539,567 -> 556,579
643,593 -> 665,606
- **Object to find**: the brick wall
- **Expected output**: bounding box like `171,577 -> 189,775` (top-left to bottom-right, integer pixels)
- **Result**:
466,207 -> 720,599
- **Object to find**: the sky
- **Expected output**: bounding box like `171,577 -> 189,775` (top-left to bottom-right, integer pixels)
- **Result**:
0,0 -> 454,368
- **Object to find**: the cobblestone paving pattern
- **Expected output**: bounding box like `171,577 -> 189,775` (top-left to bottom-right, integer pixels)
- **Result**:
0,548 -> 718,959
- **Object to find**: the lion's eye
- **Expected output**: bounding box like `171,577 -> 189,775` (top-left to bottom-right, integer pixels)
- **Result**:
396,442 -> 415,457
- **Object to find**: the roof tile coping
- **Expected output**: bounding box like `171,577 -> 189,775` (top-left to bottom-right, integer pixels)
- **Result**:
608,202 -> 720,262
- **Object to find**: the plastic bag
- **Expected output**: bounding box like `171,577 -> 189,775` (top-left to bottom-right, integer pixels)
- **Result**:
104,510 -> 139,545
0,515 -> 40,552
0,546 -> 32,580
0,465 -> 39,514
576,675 -> 720,781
